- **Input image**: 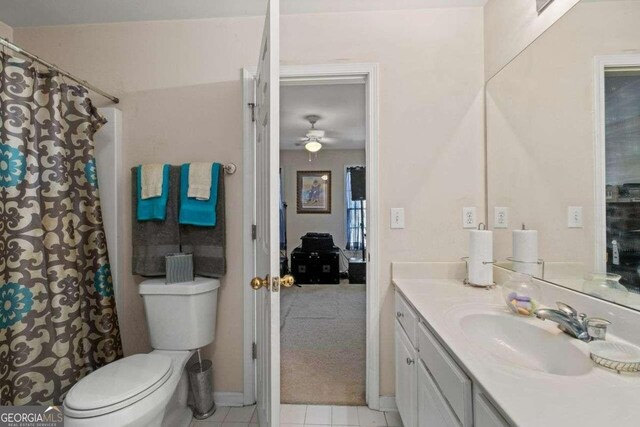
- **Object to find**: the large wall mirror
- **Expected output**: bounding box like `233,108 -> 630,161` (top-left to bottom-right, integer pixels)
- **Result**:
487,0 -> 640,310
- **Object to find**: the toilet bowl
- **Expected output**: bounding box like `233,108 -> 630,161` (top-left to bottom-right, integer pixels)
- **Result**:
63,278 -> 220,427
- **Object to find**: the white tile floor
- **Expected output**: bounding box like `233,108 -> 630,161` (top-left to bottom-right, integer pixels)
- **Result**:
190,405 -> 403,427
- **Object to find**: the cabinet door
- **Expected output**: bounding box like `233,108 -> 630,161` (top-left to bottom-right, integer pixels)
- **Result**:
474,391 -> 510,427
417,361 -> 461,427
395,321 -> 417,427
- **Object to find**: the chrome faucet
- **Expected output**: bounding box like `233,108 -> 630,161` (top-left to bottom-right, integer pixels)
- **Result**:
534,302 -> 609,342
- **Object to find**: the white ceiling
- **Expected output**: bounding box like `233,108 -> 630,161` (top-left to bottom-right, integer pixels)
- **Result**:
280,83 -> 365,151
0,0 -> 488,28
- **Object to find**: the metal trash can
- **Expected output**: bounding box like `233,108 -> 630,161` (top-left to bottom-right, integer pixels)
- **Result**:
188,359 -> 216,419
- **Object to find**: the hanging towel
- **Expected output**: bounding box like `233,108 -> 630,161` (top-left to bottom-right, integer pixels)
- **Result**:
179,163 -> 220,226
188,162 -> 213,200
137,164 -> 170,221
140,163 -> 166,199
180,165 -> 226,278
132,166 -> 181,276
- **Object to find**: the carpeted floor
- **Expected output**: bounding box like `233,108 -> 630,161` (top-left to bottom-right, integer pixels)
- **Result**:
280,281 -> 366,406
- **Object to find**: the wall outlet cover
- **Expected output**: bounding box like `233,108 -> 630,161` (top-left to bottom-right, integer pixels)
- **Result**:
463,207 -> 477,229
494,207 -> 508,229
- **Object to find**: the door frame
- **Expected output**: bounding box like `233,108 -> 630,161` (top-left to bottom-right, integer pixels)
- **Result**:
242,63 -> 380,409
593,54 -> 640,273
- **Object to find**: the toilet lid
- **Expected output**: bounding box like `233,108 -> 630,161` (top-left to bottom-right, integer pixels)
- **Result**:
65,354 -> 173,415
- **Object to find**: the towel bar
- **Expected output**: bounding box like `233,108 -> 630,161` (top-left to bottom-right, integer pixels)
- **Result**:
223,163 -> 237,175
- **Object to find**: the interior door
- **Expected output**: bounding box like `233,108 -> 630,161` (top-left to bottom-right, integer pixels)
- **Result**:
253,0 -> 281,426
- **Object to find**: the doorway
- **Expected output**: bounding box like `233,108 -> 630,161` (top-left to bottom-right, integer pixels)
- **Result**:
279,82 -> 367,405
242,64 -> 380,409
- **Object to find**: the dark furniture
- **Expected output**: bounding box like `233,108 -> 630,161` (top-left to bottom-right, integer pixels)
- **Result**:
291,233 -> 340,284
348,260 -> 367,284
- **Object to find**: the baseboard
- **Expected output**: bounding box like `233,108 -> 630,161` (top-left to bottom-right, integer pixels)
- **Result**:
378,396 -> 397,412
214,392 -> 246,407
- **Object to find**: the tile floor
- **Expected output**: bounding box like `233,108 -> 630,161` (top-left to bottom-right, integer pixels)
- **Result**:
190,404 -> 403,427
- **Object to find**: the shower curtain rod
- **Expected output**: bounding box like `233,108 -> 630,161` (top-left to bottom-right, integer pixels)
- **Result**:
0,37 -> 120,104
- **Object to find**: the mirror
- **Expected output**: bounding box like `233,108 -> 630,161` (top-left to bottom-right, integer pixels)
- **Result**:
486,0 -> 640,310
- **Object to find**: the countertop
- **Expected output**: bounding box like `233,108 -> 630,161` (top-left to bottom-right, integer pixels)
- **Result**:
393,278 -> 640,427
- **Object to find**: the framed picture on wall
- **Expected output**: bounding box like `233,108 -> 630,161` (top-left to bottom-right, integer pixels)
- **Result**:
297,171 -> 332,214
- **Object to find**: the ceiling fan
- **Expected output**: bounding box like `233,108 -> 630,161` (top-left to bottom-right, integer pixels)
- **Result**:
295,115 -> 335,153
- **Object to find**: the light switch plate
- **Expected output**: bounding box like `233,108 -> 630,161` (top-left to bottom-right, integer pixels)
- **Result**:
463,207 -> 477,229
568,206 -> 583,228
390,208 -> 405,229
494,207 -> 508,229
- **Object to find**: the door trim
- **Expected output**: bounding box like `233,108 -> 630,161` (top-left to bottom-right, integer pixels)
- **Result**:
242,62 -> 381,409
593,54 -> 640,274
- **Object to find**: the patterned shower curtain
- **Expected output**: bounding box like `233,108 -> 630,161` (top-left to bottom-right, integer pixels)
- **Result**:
0,52 -> 122,406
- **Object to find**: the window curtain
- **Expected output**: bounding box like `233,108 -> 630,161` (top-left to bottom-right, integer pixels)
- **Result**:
279,168 -> 286,251
345,167 -> 366,251
0,52 -> 122,405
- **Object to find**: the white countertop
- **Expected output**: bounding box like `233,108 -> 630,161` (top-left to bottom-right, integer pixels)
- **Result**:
393,278 -> 640,427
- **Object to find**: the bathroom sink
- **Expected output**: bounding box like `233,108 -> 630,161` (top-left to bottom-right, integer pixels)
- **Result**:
453,306 -> 592,376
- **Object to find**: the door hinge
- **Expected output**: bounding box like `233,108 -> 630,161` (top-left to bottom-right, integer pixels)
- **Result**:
251,224 -> 257,240
252,342 -> 257,360
248,102 -> 256,122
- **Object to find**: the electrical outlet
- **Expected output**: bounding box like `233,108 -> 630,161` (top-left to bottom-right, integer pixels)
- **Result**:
390,208 -> 405,229
463,207 -> 477,229
494,207 -> 508,229
568,206 -> 583,228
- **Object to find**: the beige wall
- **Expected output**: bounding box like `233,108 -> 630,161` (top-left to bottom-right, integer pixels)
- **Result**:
281,149 -> 365,253
0,20 -> 13,41
14,6 -> 485,397
484,0 -> 580,79
487,1 -> 640,278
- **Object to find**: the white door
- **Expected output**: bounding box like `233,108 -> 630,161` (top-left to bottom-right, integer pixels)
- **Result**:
251,1 -> 289,426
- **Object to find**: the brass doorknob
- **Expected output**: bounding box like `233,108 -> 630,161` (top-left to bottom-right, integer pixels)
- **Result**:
251,275 -> 270,290
250,274 -> 295,290
280,275 -> 295,288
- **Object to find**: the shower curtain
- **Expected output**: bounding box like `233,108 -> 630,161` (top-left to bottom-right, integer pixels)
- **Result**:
0,52 -> 122,405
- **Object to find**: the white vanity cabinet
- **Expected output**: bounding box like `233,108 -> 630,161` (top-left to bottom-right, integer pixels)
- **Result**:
417,359 -> 461,427
474,390 -> 510,427
395,309 -> 417,427
395,291 -> 512,427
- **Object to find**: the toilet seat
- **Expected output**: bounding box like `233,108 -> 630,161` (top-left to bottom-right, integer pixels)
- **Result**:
64,353 -> 173,418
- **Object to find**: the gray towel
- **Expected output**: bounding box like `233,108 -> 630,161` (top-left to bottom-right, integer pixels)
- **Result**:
131,166 -> 181,276
180,170 -> 226,278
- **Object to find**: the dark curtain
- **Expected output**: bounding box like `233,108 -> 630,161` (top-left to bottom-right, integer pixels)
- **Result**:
345,167 -> 366,251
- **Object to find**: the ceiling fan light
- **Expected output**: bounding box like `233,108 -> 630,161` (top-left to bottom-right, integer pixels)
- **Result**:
305,141 -> 322,153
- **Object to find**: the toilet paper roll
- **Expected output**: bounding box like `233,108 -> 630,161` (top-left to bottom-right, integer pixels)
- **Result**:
513,229 -> 539,276
468,229 -> 493,285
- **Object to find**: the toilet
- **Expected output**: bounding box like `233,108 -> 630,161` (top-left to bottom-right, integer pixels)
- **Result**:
63,277 -> 220,427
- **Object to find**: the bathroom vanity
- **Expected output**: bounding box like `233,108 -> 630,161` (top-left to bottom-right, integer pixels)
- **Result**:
392,263 -> 640,427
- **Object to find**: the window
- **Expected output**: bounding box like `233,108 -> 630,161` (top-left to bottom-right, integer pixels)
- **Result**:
345,166 -> 366,251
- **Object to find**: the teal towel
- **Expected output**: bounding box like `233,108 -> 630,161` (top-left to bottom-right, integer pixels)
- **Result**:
179,163 -> 220,226
137,164 -> 170,221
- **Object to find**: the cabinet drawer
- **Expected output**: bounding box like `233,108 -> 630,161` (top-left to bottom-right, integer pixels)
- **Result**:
474,391 -> 510,427
417,360 -> 461,427
395,292 -> 418,347
417,321 -> 472,427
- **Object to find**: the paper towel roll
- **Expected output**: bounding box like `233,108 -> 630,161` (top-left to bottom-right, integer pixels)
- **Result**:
513,229 -> 539,276
468,229 -> 493,285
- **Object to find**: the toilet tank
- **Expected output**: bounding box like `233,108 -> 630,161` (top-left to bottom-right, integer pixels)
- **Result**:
139,277 -> 220,350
